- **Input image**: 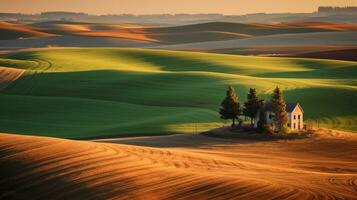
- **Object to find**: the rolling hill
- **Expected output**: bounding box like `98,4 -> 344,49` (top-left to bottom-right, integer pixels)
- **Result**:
205,45 -> 357,61
34,21 -> 357,44
2,21 -> 357,61
290,48 -> 357,62
0,48 -> 356,138
0,22 -> 55,40
1,129 -> 357,199
155,31 -> 357,50
146,21 -> 354,35
2,21 -> 357,45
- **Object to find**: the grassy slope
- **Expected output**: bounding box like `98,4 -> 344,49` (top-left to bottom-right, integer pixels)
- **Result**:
0,48 -> 356,138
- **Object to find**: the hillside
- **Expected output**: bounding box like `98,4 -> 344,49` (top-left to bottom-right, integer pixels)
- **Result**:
156,31 -> 357,50
0,22 -> 55,40
146,21 -> 354,34
1,130 -> 357,199
28,21 -> 357,44
0,48 -> 355,138
1,21 -> 357,61
2,21 -> 357,45
290,48 -> 357,62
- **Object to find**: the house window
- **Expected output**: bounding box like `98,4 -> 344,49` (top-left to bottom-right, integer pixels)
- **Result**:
269,114 -> 273,119
298,115 -> 300,120
293,123 -> 296,129
287,123 -> 291,127
294,115 -> 296,120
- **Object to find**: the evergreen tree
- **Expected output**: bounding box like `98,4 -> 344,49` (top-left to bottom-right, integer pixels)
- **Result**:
257,108 -> 267,133
243,88 -> 263,126
271,86 -> 288,132
219,86 -> 242,127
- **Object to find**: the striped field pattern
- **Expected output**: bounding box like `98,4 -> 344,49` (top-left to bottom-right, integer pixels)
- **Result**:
1,129 -> 357,199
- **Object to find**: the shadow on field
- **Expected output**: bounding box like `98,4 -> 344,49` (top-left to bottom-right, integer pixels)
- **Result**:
95,127 -> 310,148
0,158 -> 142,199
0,135 -> 146,200
254,59 -> 357,78
110,50 -> 248,74
95,133 -> 235,148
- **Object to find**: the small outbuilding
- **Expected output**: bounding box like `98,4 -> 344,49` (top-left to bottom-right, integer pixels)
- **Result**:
254,102 -> 304,130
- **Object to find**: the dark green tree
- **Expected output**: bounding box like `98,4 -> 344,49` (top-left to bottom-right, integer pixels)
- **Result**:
271,86 -> 288,132
257,108 -> 267,133
219,86 -> 242,127
243,88 -> 263,126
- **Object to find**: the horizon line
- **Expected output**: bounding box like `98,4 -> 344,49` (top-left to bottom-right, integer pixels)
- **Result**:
0,10 -> 322,16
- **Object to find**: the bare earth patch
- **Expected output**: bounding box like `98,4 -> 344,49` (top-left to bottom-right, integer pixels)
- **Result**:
0,67 -> 24,90
1,129 -> 357,199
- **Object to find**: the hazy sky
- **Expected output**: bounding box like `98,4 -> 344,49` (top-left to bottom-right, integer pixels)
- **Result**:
1,0 -> 357,14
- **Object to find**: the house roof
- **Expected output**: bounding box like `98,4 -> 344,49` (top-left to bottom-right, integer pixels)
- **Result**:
263,102 -> 303,113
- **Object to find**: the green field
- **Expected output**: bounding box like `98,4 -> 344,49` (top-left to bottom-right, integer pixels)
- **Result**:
0,48 -> 356,138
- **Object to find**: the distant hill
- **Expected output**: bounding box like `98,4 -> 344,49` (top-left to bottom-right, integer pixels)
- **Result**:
147,22 -> 336,35
40,11 -> 89,19
1,21 -> 357,61
0,22 -> 55,40
155,31 -> 357,50
291,48 -> 357,62
318,6 -> 357,14
20,21 -> 357,44
1,9 -> 357,24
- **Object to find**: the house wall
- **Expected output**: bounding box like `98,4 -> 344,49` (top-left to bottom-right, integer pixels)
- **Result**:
253,111 -> 275,128
289,107 -> 303,130
254,105 -> 304,130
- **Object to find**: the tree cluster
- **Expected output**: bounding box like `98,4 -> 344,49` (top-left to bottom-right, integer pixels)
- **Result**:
219,86 -> 288,133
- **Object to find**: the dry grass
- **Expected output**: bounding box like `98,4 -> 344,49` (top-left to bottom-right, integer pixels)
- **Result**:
1,129 -> 357,199
0,67 -> 24,90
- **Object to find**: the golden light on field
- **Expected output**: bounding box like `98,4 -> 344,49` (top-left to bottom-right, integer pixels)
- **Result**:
1,129 -> 357,199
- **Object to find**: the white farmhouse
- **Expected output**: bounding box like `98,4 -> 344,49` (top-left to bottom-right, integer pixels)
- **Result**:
254,102 -> 304,130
